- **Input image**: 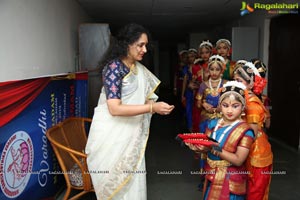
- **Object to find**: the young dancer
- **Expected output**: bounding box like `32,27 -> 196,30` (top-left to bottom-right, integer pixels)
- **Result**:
215,39 -> 236,80
251,58 -> 271,130
196,40 -> 214,82
173,50 -> 188,96
181,49 -> 198,132
195,55 -> 226,190
196,55 -> 227,133
233,62 -> 273,200
187,81 -> 255,200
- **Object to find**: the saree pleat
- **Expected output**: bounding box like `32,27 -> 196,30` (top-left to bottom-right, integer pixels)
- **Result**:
85,62 -> 160,200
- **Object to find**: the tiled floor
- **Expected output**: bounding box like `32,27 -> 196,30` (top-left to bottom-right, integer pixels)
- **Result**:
58,89 -> 300,200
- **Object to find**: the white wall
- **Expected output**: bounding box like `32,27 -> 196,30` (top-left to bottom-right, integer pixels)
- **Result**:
232,11 -> 270,61
0,0 -> 91,82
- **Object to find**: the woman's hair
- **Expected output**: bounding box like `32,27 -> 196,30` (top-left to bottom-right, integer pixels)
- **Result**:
100,23 -> 150,67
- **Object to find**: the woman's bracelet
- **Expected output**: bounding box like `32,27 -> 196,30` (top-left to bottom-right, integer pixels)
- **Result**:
149,102 -> 154,114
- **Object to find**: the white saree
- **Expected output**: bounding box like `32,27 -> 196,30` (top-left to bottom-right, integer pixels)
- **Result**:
85,61 -> 160,200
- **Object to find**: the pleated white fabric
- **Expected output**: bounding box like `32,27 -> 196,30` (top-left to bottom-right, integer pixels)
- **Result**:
85,62 -> 160,200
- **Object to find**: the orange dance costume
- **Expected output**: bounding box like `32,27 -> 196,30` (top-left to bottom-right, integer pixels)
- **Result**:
245,95 -> 273,200
233,61 -> 273,200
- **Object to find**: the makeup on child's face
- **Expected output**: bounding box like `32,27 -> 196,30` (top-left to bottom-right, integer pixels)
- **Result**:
216,43 -> 229,58
180,53 -> 189,65
199,47 -> 211,62
187,53 -> 196,64
209,63 -> 222,80
220,96 -> 243,122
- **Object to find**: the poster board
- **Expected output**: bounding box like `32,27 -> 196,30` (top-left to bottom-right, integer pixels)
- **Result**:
0,72 -> 88,199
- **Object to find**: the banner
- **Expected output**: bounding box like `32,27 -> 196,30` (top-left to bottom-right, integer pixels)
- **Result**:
0,72 -> 88,199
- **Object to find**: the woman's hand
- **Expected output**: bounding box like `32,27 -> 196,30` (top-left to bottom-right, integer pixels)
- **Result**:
153,102 -> 175,115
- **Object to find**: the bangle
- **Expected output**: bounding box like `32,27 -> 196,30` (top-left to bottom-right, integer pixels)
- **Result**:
211,146 -> 222,157
211,149 -> 220,157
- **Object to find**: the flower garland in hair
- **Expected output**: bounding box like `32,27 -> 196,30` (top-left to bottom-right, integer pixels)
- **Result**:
244,62 -> 267,95
253,75 -> 267,95
223,80 -> 246,90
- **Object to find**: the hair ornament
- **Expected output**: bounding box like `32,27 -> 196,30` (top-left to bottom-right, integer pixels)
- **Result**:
223,81 -> 246,90
188,48 -> 198,53
251,59 -> 267,78
253,75 -> 267,95
194,58 -> 203,64
219,81 -> 246,106
236,60 -> 247,65
216,39 -> 231,47
199,40 -> 213,49
209,55 -> 225,64
244,62 -> 260,77
179,50 -> 188,55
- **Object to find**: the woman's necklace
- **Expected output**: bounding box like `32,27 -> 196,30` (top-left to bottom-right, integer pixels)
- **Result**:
209,78 -> 221,96
212,118 -> 240,143
130,63 -> 138,75
123,60 -> 138,75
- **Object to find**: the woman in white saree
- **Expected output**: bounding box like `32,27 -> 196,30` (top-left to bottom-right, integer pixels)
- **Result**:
85,23 -> 174,200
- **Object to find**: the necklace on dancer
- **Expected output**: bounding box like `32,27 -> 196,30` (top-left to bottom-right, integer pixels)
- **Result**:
209,78 -> 222,96
212,118 -> 240,143
210,78 -> 221,83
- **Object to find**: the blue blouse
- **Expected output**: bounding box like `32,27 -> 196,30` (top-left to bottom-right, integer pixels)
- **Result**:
102,59 -> 130,99
207,118 -> 254,160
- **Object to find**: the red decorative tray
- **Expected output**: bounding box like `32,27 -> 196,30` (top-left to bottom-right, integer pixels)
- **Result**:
176,133 -> 208,140
183,138 -> 217,147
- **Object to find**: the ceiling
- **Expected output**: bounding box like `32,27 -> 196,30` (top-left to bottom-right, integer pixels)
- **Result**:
77,0 -> 244,42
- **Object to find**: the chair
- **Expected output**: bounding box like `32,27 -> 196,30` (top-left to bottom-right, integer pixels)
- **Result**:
46,117 -> 95,200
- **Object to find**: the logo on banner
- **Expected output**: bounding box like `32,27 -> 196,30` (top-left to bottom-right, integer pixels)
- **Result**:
0,131 -> 34,198
240,1 -> 299,16
240,1 -> 254,16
